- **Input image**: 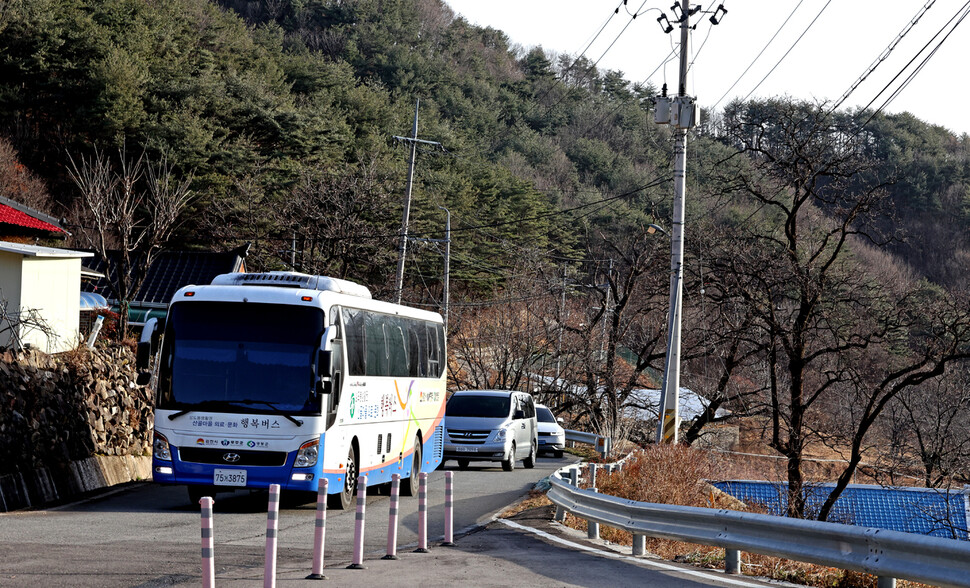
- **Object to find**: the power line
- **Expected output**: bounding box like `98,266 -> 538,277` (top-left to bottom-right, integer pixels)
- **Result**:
831,1 -> 938,113
711,0 -> 806,111
859,0 -> 970,128
740,0 -> 832,104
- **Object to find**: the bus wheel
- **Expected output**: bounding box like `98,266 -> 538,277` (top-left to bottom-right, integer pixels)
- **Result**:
402,437 -> 422,497
328,445 -> 357,510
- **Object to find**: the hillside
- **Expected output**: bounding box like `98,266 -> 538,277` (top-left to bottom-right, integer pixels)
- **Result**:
2,0 -> 969,515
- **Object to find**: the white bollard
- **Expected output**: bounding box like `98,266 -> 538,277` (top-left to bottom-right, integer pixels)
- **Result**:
200,496 -> 215,588
306,478 -> 328,580
383,474 -> 401,560
415,472 -> 430,553
347,475 -> 368,569
264,484 -> 280,588
442,471 -> 455,546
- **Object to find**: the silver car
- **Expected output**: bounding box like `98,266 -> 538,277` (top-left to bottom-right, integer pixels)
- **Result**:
536,404 -> 565,458
444,390 -> 538,471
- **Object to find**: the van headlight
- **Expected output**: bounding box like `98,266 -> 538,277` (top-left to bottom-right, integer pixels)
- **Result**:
153,432 -> 172,461
295,439 -> 319,468
494,427 -> 510,443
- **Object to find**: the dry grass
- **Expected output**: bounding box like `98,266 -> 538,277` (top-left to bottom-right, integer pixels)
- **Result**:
552,445 -> 931,588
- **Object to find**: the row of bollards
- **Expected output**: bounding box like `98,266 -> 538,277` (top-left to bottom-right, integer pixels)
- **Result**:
198,471 -> 457,585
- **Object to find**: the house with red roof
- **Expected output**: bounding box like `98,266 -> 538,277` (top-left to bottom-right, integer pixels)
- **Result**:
0,195 -> 66,243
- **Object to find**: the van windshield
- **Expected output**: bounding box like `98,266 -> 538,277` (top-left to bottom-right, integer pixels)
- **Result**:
537,407 -> 556,423
446,395 -> 510,418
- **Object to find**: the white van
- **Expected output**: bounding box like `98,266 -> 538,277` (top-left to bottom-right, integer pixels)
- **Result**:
443,390 -> 538,471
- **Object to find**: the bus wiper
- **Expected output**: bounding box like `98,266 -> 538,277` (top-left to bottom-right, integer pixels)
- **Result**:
168,400 -> 227,421
234,399 -> 304,427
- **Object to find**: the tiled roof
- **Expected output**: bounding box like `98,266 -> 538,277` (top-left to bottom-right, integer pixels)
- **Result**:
0,201 -> 64,233
82,244 -> 249,305
713,480 -> 970,540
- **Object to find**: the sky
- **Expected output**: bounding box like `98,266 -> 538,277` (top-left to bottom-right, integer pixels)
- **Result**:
443,0 -> 970,136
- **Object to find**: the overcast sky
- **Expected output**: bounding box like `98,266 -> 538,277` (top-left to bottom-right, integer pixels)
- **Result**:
443,0 -> 970,136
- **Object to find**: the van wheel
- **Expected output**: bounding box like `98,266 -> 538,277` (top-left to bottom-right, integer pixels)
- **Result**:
523,441 -> 536,469
328,444 -> 357,510
402,437 -> 422,496
554,449 -> 564,458
502,443 -> 516,471
457,459 -> 470,470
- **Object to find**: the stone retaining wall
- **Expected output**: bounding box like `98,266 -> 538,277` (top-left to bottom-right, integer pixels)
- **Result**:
0,345 -> 154,511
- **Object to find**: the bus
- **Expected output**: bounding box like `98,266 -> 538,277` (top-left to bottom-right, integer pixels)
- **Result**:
136,271 -> 446,509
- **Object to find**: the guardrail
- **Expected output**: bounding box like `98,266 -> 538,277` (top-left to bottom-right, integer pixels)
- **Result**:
547,460 -> 970,588
564,429 -> 611,458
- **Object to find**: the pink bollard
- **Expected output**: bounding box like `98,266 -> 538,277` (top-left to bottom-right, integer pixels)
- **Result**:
347,474 -> 368,569
442,471 -> 455,546
414,472 -> 430,553
306,478 -> 328,580
264,484 -> 280,588
382,474 -> 401,560
200,496 -> 215,588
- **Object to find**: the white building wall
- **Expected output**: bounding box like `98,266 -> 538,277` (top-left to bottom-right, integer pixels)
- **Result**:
0,252 -> 24,350
21,257 -> 83,353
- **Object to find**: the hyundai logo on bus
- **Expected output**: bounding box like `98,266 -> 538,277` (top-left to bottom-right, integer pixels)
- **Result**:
222,453 -> 242,463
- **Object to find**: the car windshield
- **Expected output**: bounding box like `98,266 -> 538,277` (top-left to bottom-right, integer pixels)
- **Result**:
446,394 -> 510,418
537,406 -> 556,423
157,301 -> 324,415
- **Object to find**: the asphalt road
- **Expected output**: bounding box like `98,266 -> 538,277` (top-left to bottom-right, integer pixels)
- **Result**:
0,454 -> 777,588
0,455 -> 570,587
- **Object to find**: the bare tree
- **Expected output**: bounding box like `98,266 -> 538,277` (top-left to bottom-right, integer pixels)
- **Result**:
67,145 -> 193,337
710,99 -> 970,519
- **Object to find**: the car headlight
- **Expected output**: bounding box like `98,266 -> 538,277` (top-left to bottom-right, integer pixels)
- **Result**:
494,427 -> 509,442
295,439 -> 319,468
153,432 -> 172,461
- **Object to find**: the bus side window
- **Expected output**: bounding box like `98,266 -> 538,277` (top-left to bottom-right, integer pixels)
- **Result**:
343,309 -> 366,376
407,321 -> 422,377
427,322 -> 441,378
365,312 -> 388,376
387,317 -> 408,377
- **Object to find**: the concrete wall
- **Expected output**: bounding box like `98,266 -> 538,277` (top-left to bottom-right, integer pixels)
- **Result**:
0,456 -> 151,512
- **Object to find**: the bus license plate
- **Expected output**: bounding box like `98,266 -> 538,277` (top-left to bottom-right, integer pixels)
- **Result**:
213,469 -> 247,486
455,446 -> 475,452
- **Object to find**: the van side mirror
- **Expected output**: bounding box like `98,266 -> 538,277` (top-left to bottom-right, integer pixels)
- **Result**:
557,417 -> 564,424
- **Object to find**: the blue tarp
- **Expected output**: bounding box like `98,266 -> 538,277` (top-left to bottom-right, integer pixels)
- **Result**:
713,480 -> 970,540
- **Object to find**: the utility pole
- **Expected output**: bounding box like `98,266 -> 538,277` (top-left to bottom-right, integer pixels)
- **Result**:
653,1 -> 723,444
393,99 -> 442,304
407,207 -> 451,331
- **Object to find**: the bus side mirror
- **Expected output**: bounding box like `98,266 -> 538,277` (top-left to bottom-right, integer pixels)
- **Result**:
317,350 -> 332,378
136,318 -> 159,370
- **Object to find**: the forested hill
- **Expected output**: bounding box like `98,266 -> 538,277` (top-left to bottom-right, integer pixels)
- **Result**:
1,0 -> 968,297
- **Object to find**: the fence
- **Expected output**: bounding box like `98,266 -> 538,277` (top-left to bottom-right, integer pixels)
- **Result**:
547,460 -> 970,588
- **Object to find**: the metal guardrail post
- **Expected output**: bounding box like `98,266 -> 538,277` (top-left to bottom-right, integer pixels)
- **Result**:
588,463 -> 597,490
587,463 -> 600,540
725,548 -> 740,574
632,534 -> 646,556
877,578 -> 896,588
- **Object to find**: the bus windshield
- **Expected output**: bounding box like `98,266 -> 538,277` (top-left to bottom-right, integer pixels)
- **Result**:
157,301 -> 325,415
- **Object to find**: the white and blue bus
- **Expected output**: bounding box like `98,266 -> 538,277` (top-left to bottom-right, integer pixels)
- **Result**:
137,272 -> 446,508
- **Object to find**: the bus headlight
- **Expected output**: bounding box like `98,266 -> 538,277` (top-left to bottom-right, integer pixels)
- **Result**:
295,439 -> 319,468
153,432 -> 172,461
